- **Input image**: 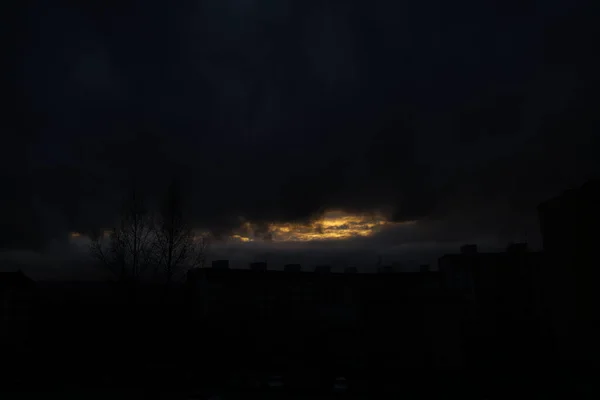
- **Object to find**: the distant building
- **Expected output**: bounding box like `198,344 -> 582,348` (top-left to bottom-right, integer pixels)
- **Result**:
438,244 -> 543,298
538,179 -> 600,257
537,179 -> 600,365
506,242 -> 529,253
212,260 -> 229,269
284,264 -> 302,272
250,262 -> 267,272
185,264 -> 449,371
438,244 -> 547,370
0,271 -> 38,343
377,266 -> 393,274
314,265 -> 331,274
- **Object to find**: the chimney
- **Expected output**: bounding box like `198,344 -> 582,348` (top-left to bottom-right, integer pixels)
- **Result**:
506,243 -> 529,253
212,260 -> 229,269
250,262 -> 267,271
315,265 -> 331,273
419,264 -> 430,273
344,267 -> 358,274
284,264 -> 302,272
460,244 -> 478,255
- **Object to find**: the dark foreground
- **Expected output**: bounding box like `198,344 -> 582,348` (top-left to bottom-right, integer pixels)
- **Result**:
3,355 -> 599,400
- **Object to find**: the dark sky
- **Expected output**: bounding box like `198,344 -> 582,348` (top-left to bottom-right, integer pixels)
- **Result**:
2,0 -> 599,274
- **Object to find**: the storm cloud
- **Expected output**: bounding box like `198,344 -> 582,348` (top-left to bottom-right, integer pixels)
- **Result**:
2,0 -> 599,263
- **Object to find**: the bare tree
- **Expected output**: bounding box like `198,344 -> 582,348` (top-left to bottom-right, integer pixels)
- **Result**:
89,179 -> 211,301
90,188 -> 157,286
154,179 -> 211,289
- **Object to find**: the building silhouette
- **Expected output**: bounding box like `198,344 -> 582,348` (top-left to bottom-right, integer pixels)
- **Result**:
212,259 -> 230,269
4,180 -> 598,396
314,265 -> 332,274
537,178 -> 600,368
284,264 -> 302,272
250,262 -> 268,271
438,243 -> 548,373
1,270 -> 38,361
185,264 -> 465,380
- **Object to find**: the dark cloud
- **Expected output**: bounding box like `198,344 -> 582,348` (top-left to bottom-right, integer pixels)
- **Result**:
2,0 -> 599,261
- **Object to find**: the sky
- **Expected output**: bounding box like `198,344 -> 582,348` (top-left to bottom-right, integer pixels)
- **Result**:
2,0 -> 599,278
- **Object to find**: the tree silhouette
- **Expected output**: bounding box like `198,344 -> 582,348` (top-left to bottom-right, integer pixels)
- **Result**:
153,179 -> 211,288
89,188 -> 156,286
89,180 -> 211,298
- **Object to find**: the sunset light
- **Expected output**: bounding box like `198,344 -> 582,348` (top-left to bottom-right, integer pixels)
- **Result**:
69,211 -> 414,245
228,210 -> 413,242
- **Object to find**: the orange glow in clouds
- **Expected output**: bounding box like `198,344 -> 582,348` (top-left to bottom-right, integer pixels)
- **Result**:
69,211 -> 414,244
229,210 -> 414,242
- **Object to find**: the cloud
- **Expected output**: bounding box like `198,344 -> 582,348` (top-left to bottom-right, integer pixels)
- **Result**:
2,0 -> 598,262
